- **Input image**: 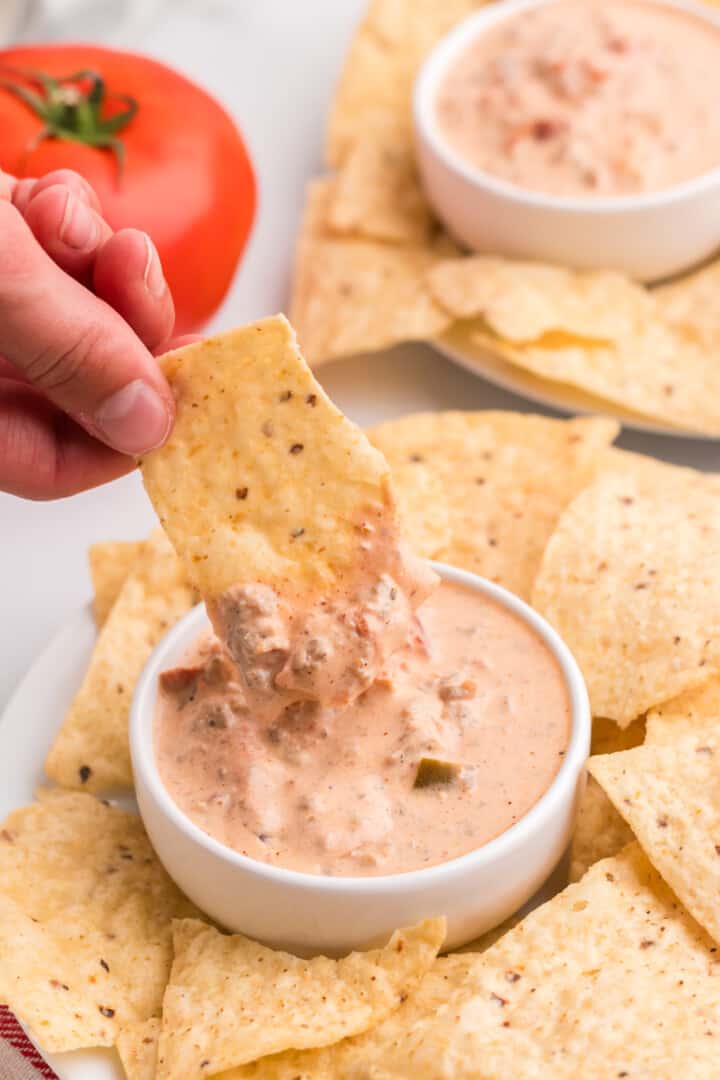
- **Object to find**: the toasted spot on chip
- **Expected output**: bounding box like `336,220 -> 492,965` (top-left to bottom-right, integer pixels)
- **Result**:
155,917 -> 444,1079
116,1018 -> 160,1080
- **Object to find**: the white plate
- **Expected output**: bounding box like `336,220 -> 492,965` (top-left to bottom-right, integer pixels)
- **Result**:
0,602 -> 568,1079
434,325 -> 718,441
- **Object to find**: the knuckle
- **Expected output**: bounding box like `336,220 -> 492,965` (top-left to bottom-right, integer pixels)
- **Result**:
23,323 -> 105,395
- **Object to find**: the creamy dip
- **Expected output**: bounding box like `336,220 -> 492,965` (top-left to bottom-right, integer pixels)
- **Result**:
208,504 -> 437,727
155,581 -> 570,877
435,0 -> 720,198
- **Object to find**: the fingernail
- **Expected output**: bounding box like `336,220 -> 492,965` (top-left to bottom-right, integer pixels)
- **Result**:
143,234 -> 167,298
59,190 -> 97,249
94,379 -> 172,455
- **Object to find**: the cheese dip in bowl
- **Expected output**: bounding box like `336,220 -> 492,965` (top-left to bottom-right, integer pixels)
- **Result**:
414,0 -> 720,280
131,563 -> 590,955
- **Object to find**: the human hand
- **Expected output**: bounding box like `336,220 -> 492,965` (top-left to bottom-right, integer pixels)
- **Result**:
0,168 -> 184,499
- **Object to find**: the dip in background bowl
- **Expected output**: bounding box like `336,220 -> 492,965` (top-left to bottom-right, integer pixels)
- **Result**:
130,563 -> 590,956
414,0 -> 720,281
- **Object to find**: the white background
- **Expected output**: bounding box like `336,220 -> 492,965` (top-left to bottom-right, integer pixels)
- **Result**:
1,0 -> 718,710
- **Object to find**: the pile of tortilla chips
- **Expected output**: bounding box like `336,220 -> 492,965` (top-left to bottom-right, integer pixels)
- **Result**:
5,320 -> 720,1075
289,0 -> 720,435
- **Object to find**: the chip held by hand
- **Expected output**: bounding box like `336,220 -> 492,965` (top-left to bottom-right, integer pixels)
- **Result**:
141,316 -> 436,720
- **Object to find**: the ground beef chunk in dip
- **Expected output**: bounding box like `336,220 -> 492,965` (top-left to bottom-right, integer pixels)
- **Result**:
156,581 -> 570,877
208,516 -> 437,723
435,0 -> 720,198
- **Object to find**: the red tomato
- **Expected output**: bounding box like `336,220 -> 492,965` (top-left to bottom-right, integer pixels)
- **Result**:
0,45 -> 256,333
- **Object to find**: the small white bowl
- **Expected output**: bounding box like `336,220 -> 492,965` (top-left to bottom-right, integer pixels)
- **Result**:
130,563 -> 590,956
413,0 -> 720,282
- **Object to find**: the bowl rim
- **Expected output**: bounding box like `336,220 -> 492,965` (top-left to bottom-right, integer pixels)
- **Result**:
130,561 -> 591,895
413,0 -> 720,214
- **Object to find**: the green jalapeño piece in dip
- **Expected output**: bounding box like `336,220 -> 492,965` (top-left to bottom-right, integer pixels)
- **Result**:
435,0 -> 720,198
155,579 -> 570,878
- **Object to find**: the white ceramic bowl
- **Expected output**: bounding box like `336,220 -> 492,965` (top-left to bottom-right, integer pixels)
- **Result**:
413,0 -> 720,282
130,563 -> 590,956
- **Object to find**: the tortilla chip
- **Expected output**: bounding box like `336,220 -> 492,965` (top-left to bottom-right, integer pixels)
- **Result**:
647,676 -> 720,746
156,917 -> 445,1079
429,257 -> 651,342
532,470 -> 720,725
326,0 -> 483,166
45,531 -> 196,792
235,847 -> 720,1077
369,411 -> 619,600
569,717 -> 646,882
116,1019 -> 160,1080
327,132 -> 432,243
230,955 -> 479,1079
88,539 -> 145,626
653,257 -> 720,350
142,315 -> 422,609
591,734 -> 720,946
291,181 -> 451,365
0,791 -> 199,1053
472,320 -> 720,434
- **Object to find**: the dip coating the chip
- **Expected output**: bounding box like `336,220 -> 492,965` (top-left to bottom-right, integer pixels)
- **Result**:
141,316 -> 436,720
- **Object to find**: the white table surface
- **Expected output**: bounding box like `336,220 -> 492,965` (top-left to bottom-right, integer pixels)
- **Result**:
1,0 -> 719,711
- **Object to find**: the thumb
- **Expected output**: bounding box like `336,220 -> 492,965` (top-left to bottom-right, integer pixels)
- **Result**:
0,200 -> 174,456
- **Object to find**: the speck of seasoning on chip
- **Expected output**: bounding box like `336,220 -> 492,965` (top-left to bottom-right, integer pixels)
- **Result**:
505,970 -> 521,982
657,815 -> 669,828
491,993 -> 508,1006
236,487 -> 249,500
290,443 -> 304,454
78,765 -> 92,783
98,1006 -> 115,1018
290,527 -> 305,539
306,393 -> 317,406
100,958 -> 110,972
640,938 -> 656,949
409,453 -> 424,463
279,390 -> 293,402
262,420 -> 274,437
200,1061 -> 210,1069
